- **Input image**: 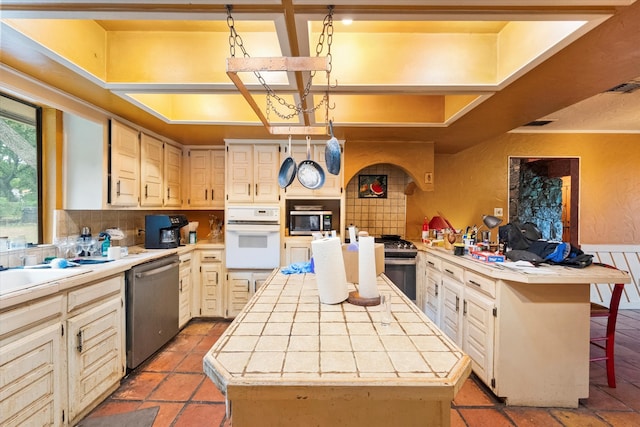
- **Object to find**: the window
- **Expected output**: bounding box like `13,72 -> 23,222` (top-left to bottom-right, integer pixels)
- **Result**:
0,93 -> 42,245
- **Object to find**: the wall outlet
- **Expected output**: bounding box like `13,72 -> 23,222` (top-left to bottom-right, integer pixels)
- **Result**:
425,172 -> 433,184
494,207 -> 504,217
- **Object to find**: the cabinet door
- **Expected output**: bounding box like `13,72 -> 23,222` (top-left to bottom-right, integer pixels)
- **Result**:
253,145 -> 280,203
140,133 -> 164,207
226,145 -> 253,203
110,120 -> 140,206
201,263 -> 223,317
463,287 -> 495,385
440,276 -> 464,346
67,296 -> 123,423
284,239 -> 312,265
164,143 -> 183,207
0,323 -> 63,427
189,150 -> 212,207
211,149 -> 226,208
425,268 -> 442,326
179,256 -> 192,328
226,272 -> 252,318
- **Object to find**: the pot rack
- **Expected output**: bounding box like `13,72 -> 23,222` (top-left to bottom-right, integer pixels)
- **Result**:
226,5 -> 335,136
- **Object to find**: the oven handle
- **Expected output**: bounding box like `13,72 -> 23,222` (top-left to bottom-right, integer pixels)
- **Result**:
135,260 -> 180,278
384,258 -> 417,265
226,224 -> 280,233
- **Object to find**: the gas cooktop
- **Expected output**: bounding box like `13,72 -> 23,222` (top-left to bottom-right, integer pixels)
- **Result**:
375,235 -> 418,258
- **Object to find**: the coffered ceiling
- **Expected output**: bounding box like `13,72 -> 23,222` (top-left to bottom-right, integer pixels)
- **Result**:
1,1 -> 639,153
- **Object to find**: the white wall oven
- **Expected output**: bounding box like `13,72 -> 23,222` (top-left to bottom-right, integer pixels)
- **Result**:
225,205 -> 280,269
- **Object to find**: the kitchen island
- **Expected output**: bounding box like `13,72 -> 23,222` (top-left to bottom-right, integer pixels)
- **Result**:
417,246 -> 632,408
203,270 -> 471,427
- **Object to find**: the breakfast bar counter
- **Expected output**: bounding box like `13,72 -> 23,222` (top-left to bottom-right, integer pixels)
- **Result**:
203,270 -> 471,427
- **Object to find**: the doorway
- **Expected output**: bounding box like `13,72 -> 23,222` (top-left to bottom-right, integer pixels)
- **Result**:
508,157 -> 579,247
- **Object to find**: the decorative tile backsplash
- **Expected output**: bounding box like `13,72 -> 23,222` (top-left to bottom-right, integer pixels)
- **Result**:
345,164 -> 409,238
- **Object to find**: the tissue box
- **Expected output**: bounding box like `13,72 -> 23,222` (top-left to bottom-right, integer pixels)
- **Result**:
341,243 -> 385,283
470,250 -> 505,263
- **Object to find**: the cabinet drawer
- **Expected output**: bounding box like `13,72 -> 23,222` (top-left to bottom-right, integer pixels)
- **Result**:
465,271 -> 496,298
68,275 -> 122,313
425,253 -> 442,271
441,260 -> 464,282
200,250 -> 223,263
0,295 -> 64,338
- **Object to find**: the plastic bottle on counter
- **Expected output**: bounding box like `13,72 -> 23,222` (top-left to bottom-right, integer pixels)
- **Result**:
421,217 -> 430,242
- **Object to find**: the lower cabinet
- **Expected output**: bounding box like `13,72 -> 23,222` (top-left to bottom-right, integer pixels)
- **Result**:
422,251 -> 497,390
0,296 -> 65,427
0,274 -> 125,427
198,249 -> 224,317
66,294 -> 123,422
283,238 -> 312,265
226,270 -> 271,318
178,253 -> 192,328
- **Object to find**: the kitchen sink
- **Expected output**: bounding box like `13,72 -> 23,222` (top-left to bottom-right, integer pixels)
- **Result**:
0,268 -> 92,295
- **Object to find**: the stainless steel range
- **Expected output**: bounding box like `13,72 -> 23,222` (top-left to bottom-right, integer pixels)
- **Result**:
375,235 -> 417,301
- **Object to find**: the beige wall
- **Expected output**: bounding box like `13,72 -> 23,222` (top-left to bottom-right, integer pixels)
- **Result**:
404,133 -> 640,244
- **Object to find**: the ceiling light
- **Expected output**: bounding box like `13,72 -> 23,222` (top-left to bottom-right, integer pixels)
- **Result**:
342,18 -> 353,25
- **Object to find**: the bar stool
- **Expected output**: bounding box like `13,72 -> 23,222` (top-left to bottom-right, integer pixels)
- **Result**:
590,264 -> 626,388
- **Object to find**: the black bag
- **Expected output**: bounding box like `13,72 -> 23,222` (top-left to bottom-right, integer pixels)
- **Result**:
499,222 -> 542,251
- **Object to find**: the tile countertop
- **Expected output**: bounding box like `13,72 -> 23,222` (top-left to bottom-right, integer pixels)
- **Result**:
414,243 -> 631,285
0,242 -> 222,310
203,270 -> 471,396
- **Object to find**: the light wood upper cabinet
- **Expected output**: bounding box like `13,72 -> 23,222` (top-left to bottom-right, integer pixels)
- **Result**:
187,149 -> 225,209
110,120 -> 140,207
140,133 -> 163,207
141,134 -> 183,208
226,144 -> 280,203
164,143 -> 183,207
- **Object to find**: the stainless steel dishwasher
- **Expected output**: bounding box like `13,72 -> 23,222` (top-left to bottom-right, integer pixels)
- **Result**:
125,254 -> 180,370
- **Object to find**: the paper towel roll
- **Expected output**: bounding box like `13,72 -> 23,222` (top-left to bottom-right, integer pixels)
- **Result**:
358,236 -> 379,299
311,237 -> 349,304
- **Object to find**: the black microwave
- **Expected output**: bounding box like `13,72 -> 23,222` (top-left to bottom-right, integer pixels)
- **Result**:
289,211 -> 333,236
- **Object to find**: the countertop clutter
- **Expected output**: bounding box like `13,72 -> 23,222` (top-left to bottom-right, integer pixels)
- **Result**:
0,242 -> 223,310
203,270 -> 471,427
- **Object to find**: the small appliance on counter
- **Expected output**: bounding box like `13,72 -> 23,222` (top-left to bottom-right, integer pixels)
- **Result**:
145,214 -> 189,249
289,208 -> 333,236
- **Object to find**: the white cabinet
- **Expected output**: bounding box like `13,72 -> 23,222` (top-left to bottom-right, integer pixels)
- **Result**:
282,142 -> 343,197
226,270 -> 271,318
141,134 -> 183,208
422,253 -> 442,326
140,133 -> 163,207
110,120 -> 140,206
462,286 -> 495,385
440,275 -> 464,347
0,296 -> 64,427
283,238 -> 312,265
66,275 -> 124,424
163,143 -> 183,207
199,249 -> 225,317
187,149 -> 225,208
179,253 -> 193,328
226,144 -> 280,203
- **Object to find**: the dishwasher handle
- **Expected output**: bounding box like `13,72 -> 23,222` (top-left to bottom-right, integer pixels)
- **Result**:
135,260 -> 180,278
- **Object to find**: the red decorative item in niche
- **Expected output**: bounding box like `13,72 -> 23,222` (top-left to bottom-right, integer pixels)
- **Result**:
429,216 -> 450,230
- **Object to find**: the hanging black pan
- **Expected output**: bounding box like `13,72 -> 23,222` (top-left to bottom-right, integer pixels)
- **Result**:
297,136 -> 325,190
278,135 -> 297,189
325,120 -> 341,175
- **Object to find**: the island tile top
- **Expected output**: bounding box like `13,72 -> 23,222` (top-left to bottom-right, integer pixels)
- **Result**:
204,270 -> 468,392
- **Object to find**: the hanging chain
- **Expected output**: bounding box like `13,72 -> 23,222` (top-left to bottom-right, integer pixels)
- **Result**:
226,5 -> 334,122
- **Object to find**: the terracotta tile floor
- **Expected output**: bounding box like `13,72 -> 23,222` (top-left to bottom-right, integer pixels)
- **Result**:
82,310 -> 640,426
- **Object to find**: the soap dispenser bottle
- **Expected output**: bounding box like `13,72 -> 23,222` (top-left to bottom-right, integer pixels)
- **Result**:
100,232 -> 111,257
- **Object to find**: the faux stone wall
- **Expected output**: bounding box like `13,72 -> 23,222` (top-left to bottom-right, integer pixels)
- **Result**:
511,160 -> 564,241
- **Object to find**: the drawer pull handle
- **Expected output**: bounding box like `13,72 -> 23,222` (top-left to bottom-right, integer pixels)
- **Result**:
203,256 -> 219,260
469,280 -> 482,287
427,261 -> 435,267
445,268 -> 454,276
